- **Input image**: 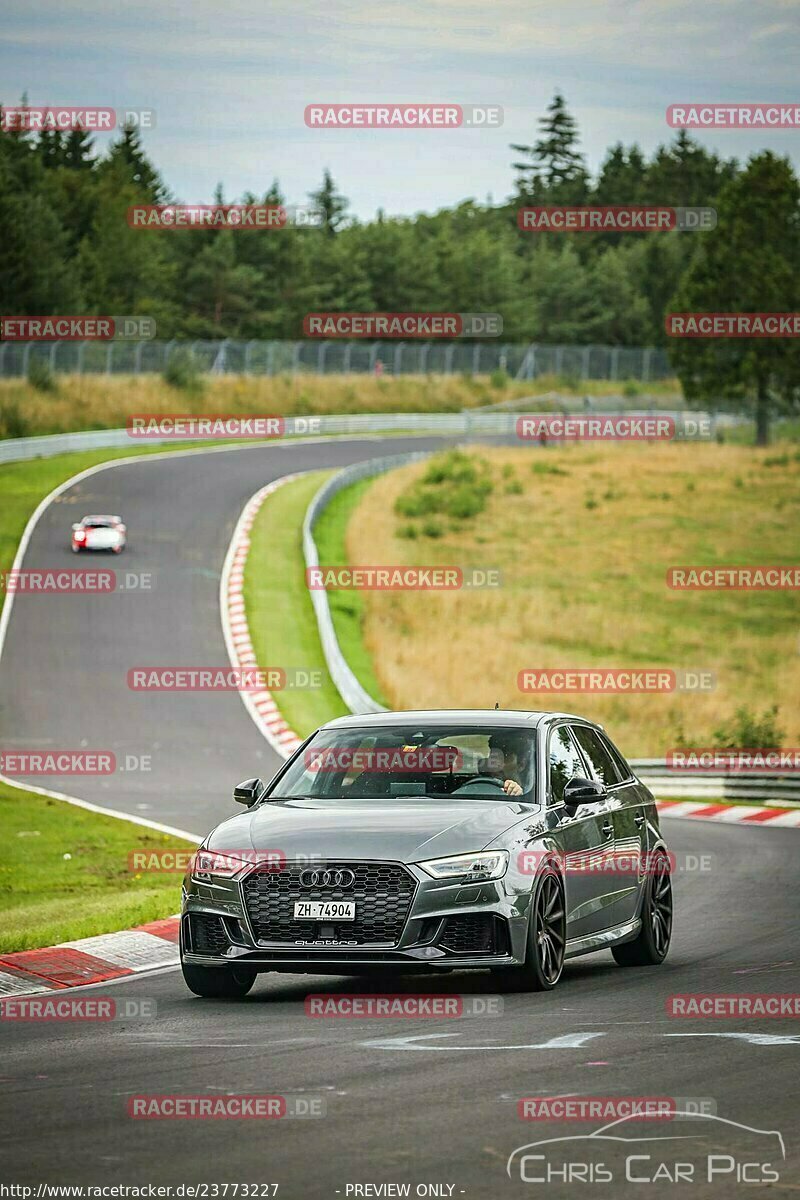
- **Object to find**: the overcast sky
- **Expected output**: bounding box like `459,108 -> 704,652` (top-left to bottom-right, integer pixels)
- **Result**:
3,0 -> 799,219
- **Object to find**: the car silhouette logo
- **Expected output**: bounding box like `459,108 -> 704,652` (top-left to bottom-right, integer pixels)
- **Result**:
299,868 -> 355,889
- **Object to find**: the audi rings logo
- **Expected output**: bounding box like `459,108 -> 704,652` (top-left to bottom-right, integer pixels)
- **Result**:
299,868 -> 356,889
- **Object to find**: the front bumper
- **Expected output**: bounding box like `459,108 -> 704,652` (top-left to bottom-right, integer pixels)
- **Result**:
181,858 -> 531,972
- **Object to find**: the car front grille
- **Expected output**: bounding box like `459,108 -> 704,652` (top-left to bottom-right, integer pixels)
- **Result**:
439,913 -> 498,955
241,861 -> 416,946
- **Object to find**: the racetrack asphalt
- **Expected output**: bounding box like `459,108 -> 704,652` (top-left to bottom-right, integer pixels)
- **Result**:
0,435 -> 798,1197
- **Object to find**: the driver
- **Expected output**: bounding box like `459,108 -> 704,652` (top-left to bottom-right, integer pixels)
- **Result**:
482,733 -> 530,797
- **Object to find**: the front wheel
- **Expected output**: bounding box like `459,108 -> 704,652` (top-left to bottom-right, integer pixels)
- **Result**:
181,960 -> 256,998
612,849 -> 673,966
495,867 -> 566,992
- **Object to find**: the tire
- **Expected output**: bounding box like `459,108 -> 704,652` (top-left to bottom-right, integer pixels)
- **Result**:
71,545 -> 80,554
181,960 -> 256,998
612,848 -> 673,967
495,867 -> 566,992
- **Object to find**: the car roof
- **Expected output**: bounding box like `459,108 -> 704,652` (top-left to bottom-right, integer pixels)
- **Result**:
81,514 -> 119,522
320,709 -> 600,731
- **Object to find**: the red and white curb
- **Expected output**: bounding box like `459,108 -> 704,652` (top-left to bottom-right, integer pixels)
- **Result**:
221,474 -> 306,761
655,799 -> 800,827
0,917 -> 179,997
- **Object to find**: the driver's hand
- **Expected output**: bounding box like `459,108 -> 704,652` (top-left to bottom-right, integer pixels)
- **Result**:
503,779 -> 522,796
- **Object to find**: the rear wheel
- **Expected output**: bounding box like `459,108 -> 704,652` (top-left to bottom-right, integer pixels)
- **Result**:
181,960 -> 256,998
496,867 -> 566,992
612,849 -> 672,966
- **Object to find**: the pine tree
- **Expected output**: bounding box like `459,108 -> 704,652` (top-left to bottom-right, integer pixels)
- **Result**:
511,92 -> 587,199
308,169 -> 348,236
106,124 -> 166,201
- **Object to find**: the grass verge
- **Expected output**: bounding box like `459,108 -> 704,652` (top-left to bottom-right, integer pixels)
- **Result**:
243,471 -> 349,738
0,372 -> 682,439
345,442 -> 800,756
0,781 -> 193,953
313,478 -> 390,708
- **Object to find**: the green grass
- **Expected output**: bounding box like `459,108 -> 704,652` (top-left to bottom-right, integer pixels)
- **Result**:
0,782 -> 194,953
312,478 -> 391,708
243,471 -> 349,738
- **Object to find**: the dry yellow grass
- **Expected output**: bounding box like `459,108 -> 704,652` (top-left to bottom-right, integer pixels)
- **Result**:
0,372 -> 679,438
346,442 -> 800,756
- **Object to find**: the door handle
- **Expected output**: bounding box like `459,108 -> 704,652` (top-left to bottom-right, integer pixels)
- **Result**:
602,823 -> 613,836
634,814 -> 646,827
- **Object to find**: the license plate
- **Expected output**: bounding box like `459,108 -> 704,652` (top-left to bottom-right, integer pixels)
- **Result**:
293,900 -> 356,921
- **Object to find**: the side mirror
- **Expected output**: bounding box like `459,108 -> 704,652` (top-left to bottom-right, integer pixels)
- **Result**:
72,523 -> 81,531
117,523 -> 127,533
233,777 -> 265,807
563,776 -> 606,806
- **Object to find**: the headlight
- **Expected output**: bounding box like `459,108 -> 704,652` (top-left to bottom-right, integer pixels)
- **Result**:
417,850 -> 509,881
191,849 -> 251,883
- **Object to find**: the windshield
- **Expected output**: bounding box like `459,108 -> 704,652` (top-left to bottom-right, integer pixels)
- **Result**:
269,723 -> 537,801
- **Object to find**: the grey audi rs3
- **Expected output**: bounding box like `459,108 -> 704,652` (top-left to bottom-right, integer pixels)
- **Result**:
180,710 -> 673,997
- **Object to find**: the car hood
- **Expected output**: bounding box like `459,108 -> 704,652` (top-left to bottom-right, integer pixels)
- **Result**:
205,796 -> 539,864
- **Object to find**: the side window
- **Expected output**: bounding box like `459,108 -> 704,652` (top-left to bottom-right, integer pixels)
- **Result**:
548,725 -> 586,805
572,726 -> 623,788
599,732 -> 634,782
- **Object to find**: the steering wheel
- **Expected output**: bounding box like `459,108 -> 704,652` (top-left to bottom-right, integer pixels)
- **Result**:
451,775 -> 507,796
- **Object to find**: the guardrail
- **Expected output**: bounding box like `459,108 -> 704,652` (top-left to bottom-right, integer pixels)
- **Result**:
0,407 -> 731,466
302,452 -> 429,714
628,763 -> 800,802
